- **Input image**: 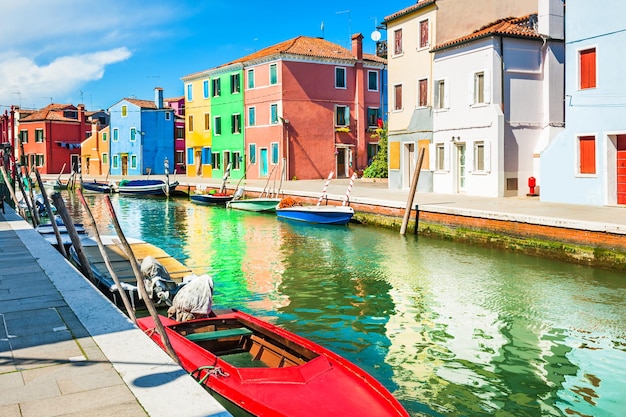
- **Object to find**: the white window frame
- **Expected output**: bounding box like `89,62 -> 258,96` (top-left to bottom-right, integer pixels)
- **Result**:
247,69 -> 255,89
269,63 -> 278,85
417,78 -> 428,108
248,106 -> 256,127
270,103 -> 279,124
434,78 -> 449,111
393,28 -> 403,56
393,83 -> 403,112
130,154 -> 137,169
112,128 -> 119,142
418,18 -> 430,50
130,127 -> 137,142
335,67 -> 347,89
335,105 -> 350,127
470,69 -> 490,106
367,71 -> 379,91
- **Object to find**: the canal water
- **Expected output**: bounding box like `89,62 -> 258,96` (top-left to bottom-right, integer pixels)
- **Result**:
61,192 -> 625,417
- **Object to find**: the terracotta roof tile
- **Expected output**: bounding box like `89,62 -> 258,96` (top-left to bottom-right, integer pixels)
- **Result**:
124,98 -> 157,109
432,14 -> 542,51
19,103 -> 78,122
384,0 -> 436,24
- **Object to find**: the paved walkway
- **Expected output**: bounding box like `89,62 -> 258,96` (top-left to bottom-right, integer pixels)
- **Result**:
0,208 -> 230,416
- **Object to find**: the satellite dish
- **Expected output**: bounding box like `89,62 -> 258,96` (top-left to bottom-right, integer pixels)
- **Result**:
371,30 -> 381,42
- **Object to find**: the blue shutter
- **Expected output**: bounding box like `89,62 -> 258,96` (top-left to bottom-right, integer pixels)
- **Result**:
187,148 -> 194,165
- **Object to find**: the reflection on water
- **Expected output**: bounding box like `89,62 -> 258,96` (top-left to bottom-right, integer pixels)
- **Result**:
62,192 -> 626,417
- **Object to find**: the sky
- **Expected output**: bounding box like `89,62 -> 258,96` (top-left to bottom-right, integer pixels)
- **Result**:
0,0 -> 413,112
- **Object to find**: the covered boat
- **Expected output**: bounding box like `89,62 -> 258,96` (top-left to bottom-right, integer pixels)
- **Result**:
81,178 -> 117,193
118,179 -> 178,196
136,310 -> 409,417
226,197 -> 281,213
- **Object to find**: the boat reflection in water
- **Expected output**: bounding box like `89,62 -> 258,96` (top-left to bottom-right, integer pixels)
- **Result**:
62,192 -> 626,417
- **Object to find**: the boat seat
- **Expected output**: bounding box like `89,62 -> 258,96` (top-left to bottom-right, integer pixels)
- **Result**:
185,327 -> 253,342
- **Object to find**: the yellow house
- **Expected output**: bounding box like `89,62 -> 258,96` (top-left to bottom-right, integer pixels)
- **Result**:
182,70 -> 212,177
81,121 -> 110,176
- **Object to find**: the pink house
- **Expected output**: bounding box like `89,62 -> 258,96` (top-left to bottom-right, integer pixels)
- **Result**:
165,96 -> 186,174
241,35 -> 386,180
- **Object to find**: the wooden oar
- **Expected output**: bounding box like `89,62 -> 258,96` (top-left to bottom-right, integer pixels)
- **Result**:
76,189 -> 136,322
103,195 -> 180,365
34,169 -> 68,258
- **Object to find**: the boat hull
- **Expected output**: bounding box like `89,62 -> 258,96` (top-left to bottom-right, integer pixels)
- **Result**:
137,311 -> 409,417
118,180 -> 178,196
191,193 -> 233,205
227,198 -> 281,212
276,205 -> 354,225
81,180 -> 116,193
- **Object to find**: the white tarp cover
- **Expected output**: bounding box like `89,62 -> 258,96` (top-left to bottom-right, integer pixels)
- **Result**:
167,274 -> 214,322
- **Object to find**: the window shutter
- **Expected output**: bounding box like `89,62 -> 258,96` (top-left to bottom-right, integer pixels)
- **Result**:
466,141 -> 474,173
187,148 -> 194,165
344,106 -> 350,125
468,73 -> 475,105
483,69 -> 491,104
429,143 -> 436,170
433,80 -> 440,109
443,80 -> 450,109
443,142 -> 451,172
484,140 -> 491,173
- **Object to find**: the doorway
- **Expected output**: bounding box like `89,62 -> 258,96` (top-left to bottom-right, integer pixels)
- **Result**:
403,142 -> 416,189
456,143 -> 466,193
336,147 -> 350,178
121,155 -> 128,176
618,135 -> 626,204
260,148 -> 268,177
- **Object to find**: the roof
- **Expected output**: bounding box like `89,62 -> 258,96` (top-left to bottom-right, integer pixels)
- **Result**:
432,14 -> 543,52
384,0 -> 436,24
19,103 -> 80,122
123,98 -> 157,109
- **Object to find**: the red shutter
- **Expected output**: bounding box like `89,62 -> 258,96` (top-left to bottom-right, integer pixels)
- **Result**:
419,80 -> 427,107
394,29 -> 403,55
394,85 -> 403,110
580,49 -> 596,89
579,136 -> 596,174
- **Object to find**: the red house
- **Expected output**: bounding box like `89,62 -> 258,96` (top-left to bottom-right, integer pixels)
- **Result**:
17,104 -> 90,174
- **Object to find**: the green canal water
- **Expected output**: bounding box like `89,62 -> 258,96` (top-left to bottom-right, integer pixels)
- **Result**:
62,192 -> 626,417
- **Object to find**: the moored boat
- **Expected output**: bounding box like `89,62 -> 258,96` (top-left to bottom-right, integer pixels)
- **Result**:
118,179 -> 179,196
275,204 -> 355,225
190,192 -> 233,206
226,197 -> 281,213
81,178 -> 117,193
136,310 -> 409,417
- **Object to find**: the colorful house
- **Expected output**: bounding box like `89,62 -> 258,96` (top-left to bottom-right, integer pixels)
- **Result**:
181,71 -> 213,178
80,122 -> 110,176
430,7 -> 564,197
383,0 -> 538,191
164,96 -> 186,174
16,104 -> 90,174
108,88 -> 175,176
540,0 -> 626,206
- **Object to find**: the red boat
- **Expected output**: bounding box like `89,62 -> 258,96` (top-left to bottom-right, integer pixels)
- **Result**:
137,310 -> 409,417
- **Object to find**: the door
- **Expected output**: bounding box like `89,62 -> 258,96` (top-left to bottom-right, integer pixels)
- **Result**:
403,142 -> 416,189
195,150 -> 202,176
71,154 -> 80,174
260,148 -> 268,177
121,155 -> 128,176
336,148 -> 347,177
618,135 -> 626,204
456,144 -> 466,192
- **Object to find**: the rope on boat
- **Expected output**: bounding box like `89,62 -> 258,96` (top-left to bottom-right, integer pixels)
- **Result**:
192,365 -> 229,384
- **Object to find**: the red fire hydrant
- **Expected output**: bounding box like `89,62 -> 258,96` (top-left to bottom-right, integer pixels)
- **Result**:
528,176 -> 537,196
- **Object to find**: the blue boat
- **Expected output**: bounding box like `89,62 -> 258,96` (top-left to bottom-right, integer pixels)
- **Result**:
118,179 -> 178,196
190,192 -> 233,206
275,205 -> 355,225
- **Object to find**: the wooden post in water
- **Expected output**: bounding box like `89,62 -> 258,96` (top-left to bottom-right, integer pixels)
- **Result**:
15,170 -> 37,226
25,167 -> 41,225
34,169 -> 68,258
0,166 -> 23,217
103,195 -> 180,365
400,147 -> 425,236
76,189 -> 136,322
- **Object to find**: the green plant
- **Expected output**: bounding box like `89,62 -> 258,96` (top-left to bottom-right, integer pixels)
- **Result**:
362,122 -> 388,178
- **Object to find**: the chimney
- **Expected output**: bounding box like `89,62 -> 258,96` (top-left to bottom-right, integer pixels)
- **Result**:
154,87 -> 164,109
78,104 -> 85,123
351,33 -> 364,60
538,0 -> 564,40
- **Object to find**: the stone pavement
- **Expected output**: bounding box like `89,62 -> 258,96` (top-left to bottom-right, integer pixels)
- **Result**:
0,207 -> 231,417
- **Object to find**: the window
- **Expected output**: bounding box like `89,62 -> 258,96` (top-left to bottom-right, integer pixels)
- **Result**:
188,84 -> 194,101
188,115 -> 194,132
102,153 -> 108,165
176,150 -> 184,165
249,144 -> 256,163
434,79 -> 447,110
270,104 -> 279,124
19,130 -> 27,143
367,108 -> 380,128
271,143 -> 279,164
102,132 -> 108,142
176,127 -> 184,139
335,67 -> 346,88
165,112 -> 171,121
436,144 -> 445,171
203,80 -> 209,99
212,152 -> 221,169
130,155 -> 137,169
247,69 -> 255,89
270,64 -> 278,85
394,84 -> 403,111
231,114 -> 241,134
204,113 -> 210,130
112,155 -> 119,168
335,106 -> 350,126
36,154 -> 44,167
418,79 -> 428,107
214,116 -> 222,135
579,48 -> 596,89
419,19 -> 429,49
224,151 -> 231,169
368,71 -> 378,91
474,71 -> 485,104
394,28 -> 403,55
187,148 -> 194,165
579,135 -> 596,174
35,129 -> 44,143
230,73 -> 240,94
202,147 -> 212,165
130,128 -> 137,142
121,105 -> 127,117
113,128 -> 119,142
474,142 -> 485,171
233,151 -> 241,170
248,107 -> 256,126
212,78 -> 221,97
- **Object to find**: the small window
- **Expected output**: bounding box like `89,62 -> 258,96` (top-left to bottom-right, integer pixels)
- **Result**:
474,72 -> 485,104
270,64 -> 278,85
176,150 -> 185,165
188,115 -> 194,132
335,67 -> 346,89
367,108 -> 380,128
224,151 -> 231,169
231,114 -> 241,134
270,104 -> 279,124
130,155 -> 137,168
419,19 -> 429,49
212,78 -> 221,97
249,143 -> 256,164
394,84 -> 403,111
20,130 -> 28,144
579,135 -> 596,174
214,116 -> 222,135
204,113 -> 210,130
247,69 -> 255,89
394,28 -> 403,55
418,79 -> 428,107
112,155 -> 119,168
248,107 -> 256,126
212,152 -> 221,169
474,142 -> 485,171
368,71 -> 378,91
335,106 -> 350,126
436,144 -> 445,171
121,105 -> 127,117
579,48 -> 596,90
113,128 -> 119,142
232,151 -> 241,170
35,129 -> 44,143
165,112 -> 171,120
271,142 -> 279,164
130,128 -> 137,142
102,132 -> 108,142
176,127 -> 184,139
434,80 -> 447,110
36,154 -> 44,167
230,73 -> 241,94
102,153 -> 108,164
188,84 -> 194,101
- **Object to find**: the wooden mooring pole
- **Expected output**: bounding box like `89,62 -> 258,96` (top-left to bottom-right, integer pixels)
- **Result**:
34,169 -> 68,258
400,147 -> 425,236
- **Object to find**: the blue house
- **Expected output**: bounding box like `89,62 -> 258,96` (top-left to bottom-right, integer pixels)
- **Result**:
541,0 -> 626,206
108,88 -> 174,176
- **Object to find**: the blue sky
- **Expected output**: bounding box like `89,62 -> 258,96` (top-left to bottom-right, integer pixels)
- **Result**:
0,0 -> 411,112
